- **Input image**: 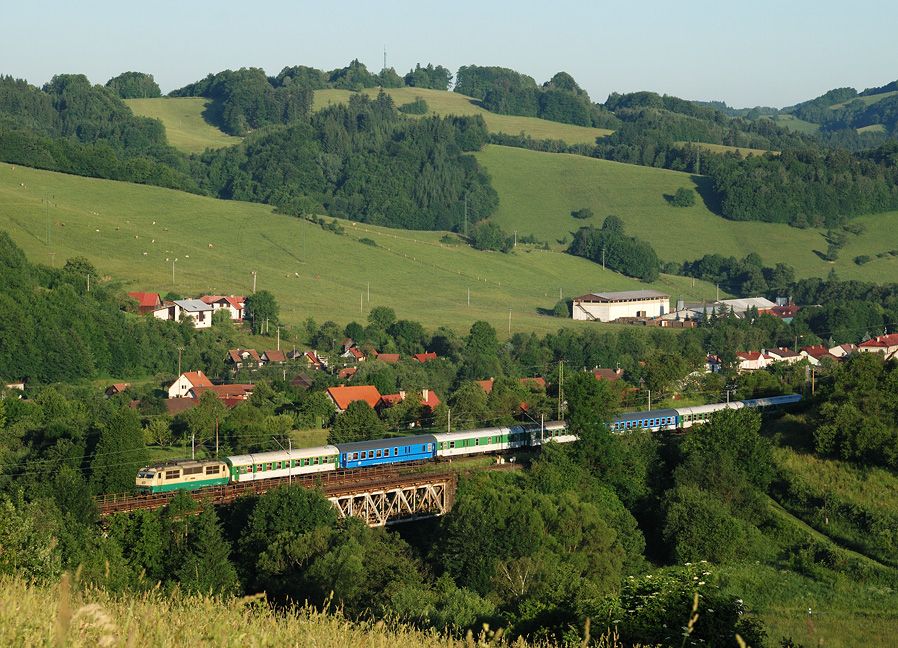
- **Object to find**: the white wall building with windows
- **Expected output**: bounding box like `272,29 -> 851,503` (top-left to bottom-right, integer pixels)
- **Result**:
572,290 -> 670,322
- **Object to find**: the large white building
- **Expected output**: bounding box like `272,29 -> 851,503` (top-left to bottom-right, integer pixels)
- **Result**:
572,290 -> 670,322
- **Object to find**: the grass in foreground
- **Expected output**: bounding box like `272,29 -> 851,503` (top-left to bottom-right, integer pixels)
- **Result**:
477,144 -> 898,281
2,573 -> 578,648
125,97 -> 243,153
0,163 -> 718,334
313,87 -> 613,145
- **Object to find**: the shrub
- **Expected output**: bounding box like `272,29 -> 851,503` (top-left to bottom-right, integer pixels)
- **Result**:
670,187 -> 696,207
571,207 -> 593,220
398,97 -> 429,114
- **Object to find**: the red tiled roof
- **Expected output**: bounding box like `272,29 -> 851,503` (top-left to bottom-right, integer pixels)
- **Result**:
305,351 -> 325,367
593,368 -> 623,381
421,389 -> 440,410
327,385 -> 382,411
263,350 -> 287,363
519,377 -> 546,389
801,345 -> 830,359
348,347 -> 365,360
736,352 -> 762,361
376,353 -> 400,364
192,384 -> 254,399
128,291 -> 161,308
183,371 -> 213,388
859,333 -> 898,348
338,366 -> 358,380
166,399 -> 197,415
767,347 -> 799,358
413,352 -> 438,363
770,304 -> 800,318
105,382 -> 130,395
380,393 -> 405,406
228,348 -> 261,364
475,379 -> 495,394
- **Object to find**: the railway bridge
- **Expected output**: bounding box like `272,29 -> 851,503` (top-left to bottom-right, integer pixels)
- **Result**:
97,466 -> 457,527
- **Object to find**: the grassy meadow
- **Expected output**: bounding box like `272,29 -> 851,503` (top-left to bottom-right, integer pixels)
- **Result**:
829,90 -> 898,110
0,163 -> 718,335
125,97 -> 242,153
675,141 -> 776,157
771,114 -> 821,134
313,87 -> 613,145
476,144 -> 898,281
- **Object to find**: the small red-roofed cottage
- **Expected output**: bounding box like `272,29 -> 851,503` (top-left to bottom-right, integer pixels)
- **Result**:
475,378 -> 495,394
413,352 -> 438,363
593,367 -> 623,381
191,384 -> 254,402
800,345 -> 838,366
765,348 -> 803,365
326,385 -> 383,413
200,295 -> 245,321
829,343 -> 857,358
104,383 -> 130,397
519,376 -> 546,390
859,333 -> 898,356
262,350 -> 287,364
128,291 -> 162,315
305,351 -> 328,370
228,348 -> 261,369
341,346 -> 366,362
338,366 -> 358,380
168,371 -> 214,399
375,352 -> 400,364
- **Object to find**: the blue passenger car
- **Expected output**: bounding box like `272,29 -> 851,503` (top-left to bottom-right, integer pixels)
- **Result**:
336,434 -> 438,469
609,408 -> 680,433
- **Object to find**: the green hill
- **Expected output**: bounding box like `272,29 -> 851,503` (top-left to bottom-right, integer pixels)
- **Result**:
313,87 -> 612,145
125,97 -> 242,153
476,144 -> 898,281
0,163 -> 717,335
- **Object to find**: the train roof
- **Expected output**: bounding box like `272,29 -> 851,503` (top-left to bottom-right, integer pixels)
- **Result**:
431,421 -> 565,442
226,446 -> 339,466
741,394 -> 802,407
141,458 -> 226,470
675,402 -> 744,416
334,434 -> 437,454
613,408 -> 679,423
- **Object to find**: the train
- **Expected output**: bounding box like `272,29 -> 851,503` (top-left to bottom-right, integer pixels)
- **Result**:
135,393 -> 801,494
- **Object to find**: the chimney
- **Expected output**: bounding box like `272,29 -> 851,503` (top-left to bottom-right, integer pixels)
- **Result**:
422,388 -> 429,403
399,390 -> 406,400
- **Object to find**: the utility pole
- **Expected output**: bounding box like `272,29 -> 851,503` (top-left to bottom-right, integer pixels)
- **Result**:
540,413 -> 545,444
367,282 -> 370,302
557,360 -> 564,420
86,274 -> 90,292
508,307 -> 511,335
647,389 -> 651,411
289,437 -> 293,484
360,292 -> 363,314
602,247 -> 605,270
467,287 -> 470,307
277,325 -> 281,351
464,193 -> 468,238
447,408 -> 451,433
171,258 -> 176,285
811,367 -> 816,396
191,432 -> 195,460
514,230 -> 517,247
46,197 -> 51,246
716,283 -> 720,302
252,271 -> 257,294
215,417 -> 219,458
177,346 -> 183,377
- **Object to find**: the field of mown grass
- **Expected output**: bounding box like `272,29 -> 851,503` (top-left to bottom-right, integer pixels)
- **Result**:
476,144 -> 898,281
0,163 -> 718,335
125,97 -> 242,154
675,141 -> 776,157
771,114 -> 821,134
829,90 -> 898,110
313,87 -> 613,145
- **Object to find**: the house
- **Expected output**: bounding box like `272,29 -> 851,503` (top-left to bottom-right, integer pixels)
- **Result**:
374,352 -> 401,364
200,295 -> 245,321
104,383 -> 130,397
800,345 -> 838,366
291,373 -> 314,391
262,350 -> 287,364
765,348 -> 803,365
173,299 -> 213,329
380,389 -> 441,414
191,384 -> 254,402
165,398 -> 197,415
342,338 -> 355,352
4,379 -> 26,392
735,352 -> 768,372
519,377 -> 546,390
305,351 -> 328,370
151,300 -> 181,322
286,349 -> 305,361
326,385 -> 383,413
168,371 -> 214,398
593,367 -> 623,381
858,333 -> 898,356
475,378 -> 495,394
227,348 -> 261,369
413,352 -> 438,363
829,343 -> 857,358
769,304 -> 800,323
705,355 -> 722,373
128,291 -> 162,315
572,290 -> 670,322
338,366 -> 358,380
341,347 -> 366,362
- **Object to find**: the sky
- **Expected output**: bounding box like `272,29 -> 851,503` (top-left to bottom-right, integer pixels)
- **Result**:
4,0 -> 897,108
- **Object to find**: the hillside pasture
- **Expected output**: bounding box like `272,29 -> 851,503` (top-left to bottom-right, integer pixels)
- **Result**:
830,90 -> 898,110
675,141 -> 776,157
125,97 -> 242,153
313,87 -> 612,145
771,113 -> 821,134
476,144 -> 898,282
0,163 -> 717,335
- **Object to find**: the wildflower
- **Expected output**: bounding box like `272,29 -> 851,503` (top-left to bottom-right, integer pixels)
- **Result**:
698,581 -> 705,586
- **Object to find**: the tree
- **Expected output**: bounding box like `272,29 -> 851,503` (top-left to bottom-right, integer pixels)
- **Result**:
143,417 -> 172,446
244,290 -> 279,334
105,71 -> 161,98
175,507 -> 239,595
447,382 -> 491,429
670,187 -> 696,207
328,400 -> 385,444
89,405 -> 148,494
367,306 -> 397,331
470,221 -> 512,252
180,390 -> 227,450
570,207 -> 593,220
460,321 -> 502,381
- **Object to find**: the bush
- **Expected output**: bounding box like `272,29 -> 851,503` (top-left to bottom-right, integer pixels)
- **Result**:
398,98 -> 429,115
359,237 -> 377,247
854,255 -> 871,265
470,221 -> 513,253
570,207 -> 593,220
670,187 -> 696,207
552,300 -> 569,318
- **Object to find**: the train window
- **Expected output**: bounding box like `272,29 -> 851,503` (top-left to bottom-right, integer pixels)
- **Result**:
165,470 -> 179,480
474,438 -> 479,446
205,466 -> 218,475
375,450 -> 382,458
